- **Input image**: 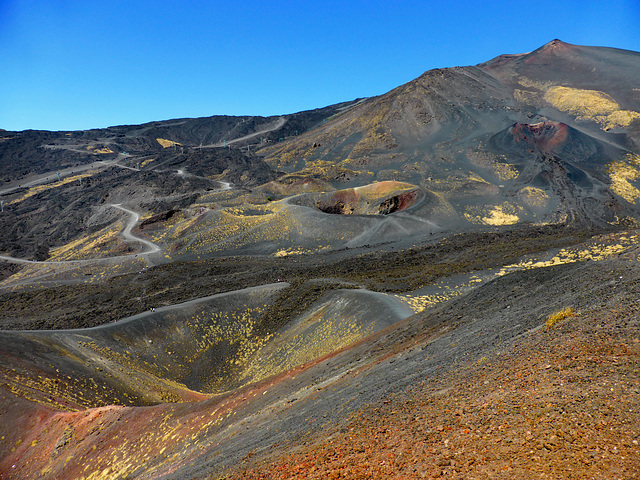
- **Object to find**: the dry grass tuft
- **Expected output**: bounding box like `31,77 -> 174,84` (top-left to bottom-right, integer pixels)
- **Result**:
545,306 -> 575,330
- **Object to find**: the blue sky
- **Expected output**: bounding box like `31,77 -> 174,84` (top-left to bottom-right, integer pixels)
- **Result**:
1,0 -> 639,131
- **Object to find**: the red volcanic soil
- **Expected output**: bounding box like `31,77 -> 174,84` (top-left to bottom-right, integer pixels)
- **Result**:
524,39 -> 578,64
512,121 -> 569,154
236,295 -> 640,479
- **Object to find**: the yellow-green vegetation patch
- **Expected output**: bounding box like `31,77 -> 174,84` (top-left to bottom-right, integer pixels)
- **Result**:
493,162 -> 519,181
464,202 -> 521,226
273,247 -> 319,257
289,162 -> 374,184
179,307 -> 272,392
466,149 -> 518,181
349,131 -> 396,157
518,186 -> 549,208
597,109 -> 640,129
518,77 -> 554,91
237,304 -> 370,386
397,275 -> 485,314
276,142 -> 317,166
544,86 -> 618,117
513,89 -> 540,105
93,146 -> 114,154
498,233 -> 640,276
76,340 -> 193,404
545,306 -> 575,330
49,225 -> 124,261
171,202 -> 316,256
8,174 -> 93,205
543,86 -> 640,129
608,154 -> 640,204
141,158 -> 156,167
156,138 -> 181,148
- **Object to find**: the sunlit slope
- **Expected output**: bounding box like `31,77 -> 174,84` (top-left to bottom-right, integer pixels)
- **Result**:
0,285 -> 287,409
481,39 -> 640,135
3,236 -> 639,479
160,132 -> 639,258
0,281 -> 416,410
255,41 -> 640,230
151,181 -> 460,257
235,287 -> 414,388
260,66 -> 513,185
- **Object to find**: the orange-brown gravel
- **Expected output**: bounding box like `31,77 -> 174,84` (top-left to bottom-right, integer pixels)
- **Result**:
232,304 -> 640,479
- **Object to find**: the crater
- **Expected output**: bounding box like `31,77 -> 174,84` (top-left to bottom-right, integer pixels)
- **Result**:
512,121 -> 569,153
295,181 -> 424,216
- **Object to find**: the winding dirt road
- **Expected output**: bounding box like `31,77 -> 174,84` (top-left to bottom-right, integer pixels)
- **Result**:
108,204 -> 161,255
0,204 -> 160,267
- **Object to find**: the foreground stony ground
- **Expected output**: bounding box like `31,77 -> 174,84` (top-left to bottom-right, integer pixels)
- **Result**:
234,273 -> 640,479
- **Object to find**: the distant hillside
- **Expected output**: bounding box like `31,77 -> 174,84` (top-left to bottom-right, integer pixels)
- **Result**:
255,40 -> 640,232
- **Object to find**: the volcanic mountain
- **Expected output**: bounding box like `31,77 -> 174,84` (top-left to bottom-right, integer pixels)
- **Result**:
0,40 -> 639,479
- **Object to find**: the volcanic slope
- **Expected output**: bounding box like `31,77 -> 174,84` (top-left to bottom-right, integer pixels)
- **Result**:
1,238 -> 639,479
0,100 -> 359,260
2,41 -> 639,269
0,40 -> 639,479
259,40 -> 640,233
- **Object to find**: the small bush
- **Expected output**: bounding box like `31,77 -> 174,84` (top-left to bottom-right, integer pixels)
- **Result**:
545,306 -> 575,330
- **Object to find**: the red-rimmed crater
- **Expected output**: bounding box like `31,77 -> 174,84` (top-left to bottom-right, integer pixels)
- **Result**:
512,121 -> 569,153
309,181 -> 423,216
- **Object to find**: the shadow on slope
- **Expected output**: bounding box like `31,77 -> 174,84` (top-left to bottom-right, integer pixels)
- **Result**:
0,281 -> 414,411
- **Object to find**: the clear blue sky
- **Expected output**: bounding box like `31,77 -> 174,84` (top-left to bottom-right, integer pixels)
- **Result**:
1,0 -> 639,131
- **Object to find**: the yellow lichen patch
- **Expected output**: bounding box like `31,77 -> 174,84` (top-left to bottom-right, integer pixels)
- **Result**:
49,225 -> 124,261
87,146 -> 114,154
498,233 -> 639,277
608,154 -> 640,204
400,291 -> 463,314
8,174 -> 92,205
397,275 -> 485,314
464,203 -> 521,226
238,307 -> 369,386
181,307 -> 272,391
350,131 -> 396,157
274,247 -> 310,257
596,109 -> 640,130
289,162 -> 373,184
544,86 -> 619,118
482,206 -> 519,225
466,149 -> 518,181
276,143 -> 317,166
156,138 -> 181,148
93,147 -> 114,154
513,89 -> 540,105
541,85 -> 640,129
540,85 -> 640,130
518,77 -> 554,91
519,186 -> 549,208
141,158 -> 156,167
493,162 -> 519,181
77,340 -> 197,403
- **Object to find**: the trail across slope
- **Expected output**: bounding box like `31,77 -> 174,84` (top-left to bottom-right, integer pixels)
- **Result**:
196,116 -> 287,149
108,204 -> 161,255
